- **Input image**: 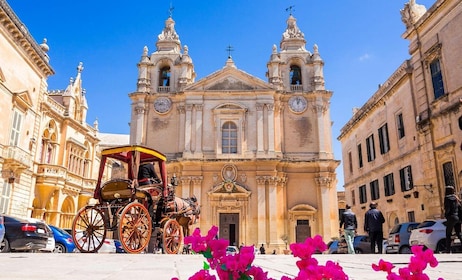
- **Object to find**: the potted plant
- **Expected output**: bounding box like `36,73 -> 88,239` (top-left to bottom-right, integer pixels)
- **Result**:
280,234 -> 290,254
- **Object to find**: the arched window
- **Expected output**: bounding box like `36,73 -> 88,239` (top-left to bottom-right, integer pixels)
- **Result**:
159,66 -> 171,87
290,65 -> 302,85
222,121 -> 237,154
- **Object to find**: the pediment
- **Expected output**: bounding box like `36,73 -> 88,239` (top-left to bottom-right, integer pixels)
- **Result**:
13,90 -> 33,111
185,66 -> 273,92
208,180 -> 251,197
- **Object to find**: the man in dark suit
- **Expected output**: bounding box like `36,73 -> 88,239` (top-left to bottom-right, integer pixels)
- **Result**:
364,202 -> 385,254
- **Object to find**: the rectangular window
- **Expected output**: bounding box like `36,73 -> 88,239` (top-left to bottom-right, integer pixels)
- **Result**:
348,152 -> 353,174
397,113 -> 405,139
430,59 -> 445,99
0,181 -> 12,214
399,165 -> 413,191
378,124 -> 390,154
384,173 -> 395,196
407,211 -> 416,222
443,162 -> 455,187
9,110 -> 22,146
351,189 -> 356,206
370,180 -> 380,200
359,185 -> 367,204
222,122 -> 238,154
366,135 -> 376,162
357,144 -> 363,168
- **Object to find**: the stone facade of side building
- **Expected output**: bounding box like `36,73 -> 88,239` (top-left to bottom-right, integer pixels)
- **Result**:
338,0 -> 462,236
129,14 -> 340,252
0,1 -> 101,229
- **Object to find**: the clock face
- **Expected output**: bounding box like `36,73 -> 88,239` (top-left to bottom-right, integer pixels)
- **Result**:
154,97 -> 172,114
288,95 -> 307,113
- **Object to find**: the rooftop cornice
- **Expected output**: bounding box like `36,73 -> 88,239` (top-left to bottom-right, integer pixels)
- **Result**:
0,0 -> 54,76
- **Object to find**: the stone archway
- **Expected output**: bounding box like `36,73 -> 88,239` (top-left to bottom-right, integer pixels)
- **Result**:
288,204 -> 317,244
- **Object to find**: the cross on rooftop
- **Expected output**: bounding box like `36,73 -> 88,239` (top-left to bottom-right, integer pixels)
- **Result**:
226,45 -> 234,58
168,3 -> 174,18
285,5 -> 295,15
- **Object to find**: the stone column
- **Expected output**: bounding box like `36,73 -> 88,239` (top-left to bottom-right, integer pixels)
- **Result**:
256,104 -> 264,154
313,99 -> 329,158
192,176 -> 203,204
180,177 -> 191,198
184,104 -> 193,153
195,105 -> 203,155
316,175 -> 333,239
268,177 -> 278,244
132,104 -> 145,145
267,104 -> 275,154
177,106 -> 185,153
256,176 -> 267,244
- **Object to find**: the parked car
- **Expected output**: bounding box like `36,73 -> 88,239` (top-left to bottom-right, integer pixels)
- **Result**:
25,220 -> 55,253
337,235 -> 373,254
49,225 -> 76,253
0,216 -> 4,245
226,245 -> 239,256
386,222 -> 419,254
0,215 -> 50,252
409,219 -> 461,253
327,240 -> 339,254
74,231 -> 116,253
114,239 -> 126,253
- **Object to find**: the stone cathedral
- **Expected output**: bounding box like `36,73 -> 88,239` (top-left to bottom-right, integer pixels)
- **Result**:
129,14 -> 340,251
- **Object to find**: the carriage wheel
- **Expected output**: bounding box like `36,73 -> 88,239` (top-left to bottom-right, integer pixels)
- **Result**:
72,206 -> 107,253
118,202 -> 152,253
163,219 -> 183,254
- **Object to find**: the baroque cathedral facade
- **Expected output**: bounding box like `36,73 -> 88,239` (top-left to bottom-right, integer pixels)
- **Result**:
129,15 -> 340,250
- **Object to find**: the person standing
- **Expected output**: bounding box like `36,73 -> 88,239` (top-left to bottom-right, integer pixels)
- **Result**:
444,186 -> 461,253
364,202 -> 385,254
340,205 -> 357,254
259,244 -> 266,255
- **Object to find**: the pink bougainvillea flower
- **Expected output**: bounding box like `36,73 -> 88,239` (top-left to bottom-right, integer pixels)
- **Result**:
186,269 -> 217,280
372,259 -> 395,273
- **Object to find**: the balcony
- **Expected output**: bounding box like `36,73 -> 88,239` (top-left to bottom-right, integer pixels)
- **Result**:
290,84 -> 303,92
158,86 -> 170,93
2,145 -> 32,169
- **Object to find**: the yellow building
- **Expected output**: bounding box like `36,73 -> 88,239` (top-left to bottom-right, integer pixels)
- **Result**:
0,1 -> 100,229
129,14 -> 340,251
338,0 -> 462,235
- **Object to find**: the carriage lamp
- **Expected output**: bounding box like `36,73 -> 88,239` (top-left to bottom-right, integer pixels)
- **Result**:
170,174 -> 178,186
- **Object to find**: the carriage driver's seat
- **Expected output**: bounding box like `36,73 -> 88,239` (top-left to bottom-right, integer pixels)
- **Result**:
99,179 -> 149,202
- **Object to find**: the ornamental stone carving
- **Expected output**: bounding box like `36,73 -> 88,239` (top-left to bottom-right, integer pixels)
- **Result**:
282,15 -> 304,39
400,0 -> 427,29
157,17 -> 179,41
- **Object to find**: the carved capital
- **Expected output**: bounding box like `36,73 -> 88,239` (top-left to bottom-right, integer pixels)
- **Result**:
134,106 -> 145,115
315,176 -> 332,187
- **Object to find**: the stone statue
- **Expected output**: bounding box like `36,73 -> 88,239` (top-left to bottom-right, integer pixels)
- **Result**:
282,15 -> 304,39
158,17 -> 179,41
400,0 -> 427,29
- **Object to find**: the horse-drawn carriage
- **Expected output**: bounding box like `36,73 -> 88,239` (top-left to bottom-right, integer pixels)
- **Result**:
71,145 -> 200,254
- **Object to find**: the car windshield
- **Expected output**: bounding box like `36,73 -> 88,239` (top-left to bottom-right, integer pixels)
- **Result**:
416,221 -> 436,228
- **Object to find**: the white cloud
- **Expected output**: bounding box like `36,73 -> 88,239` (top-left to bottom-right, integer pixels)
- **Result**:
359,53 -> 371,61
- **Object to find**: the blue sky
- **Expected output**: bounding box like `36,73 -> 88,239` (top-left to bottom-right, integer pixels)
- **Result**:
8,0 -> 436,190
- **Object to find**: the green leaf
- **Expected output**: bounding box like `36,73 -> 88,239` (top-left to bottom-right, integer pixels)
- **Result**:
203,261 -> 210,270
203,248 -> 213,259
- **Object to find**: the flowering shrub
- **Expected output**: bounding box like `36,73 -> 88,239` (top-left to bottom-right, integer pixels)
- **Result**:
173,226 -> 440,280
372,245 -> 442,280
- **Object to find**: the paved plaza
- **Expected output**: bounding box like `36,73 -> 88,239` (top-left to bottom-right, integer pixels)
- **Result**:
0,252 -> 461,279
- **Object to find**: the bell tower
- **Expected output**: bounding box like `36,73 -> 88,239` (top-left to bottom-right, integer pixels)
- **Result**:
129,15 -> 196,145
267,14 -> 325,93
